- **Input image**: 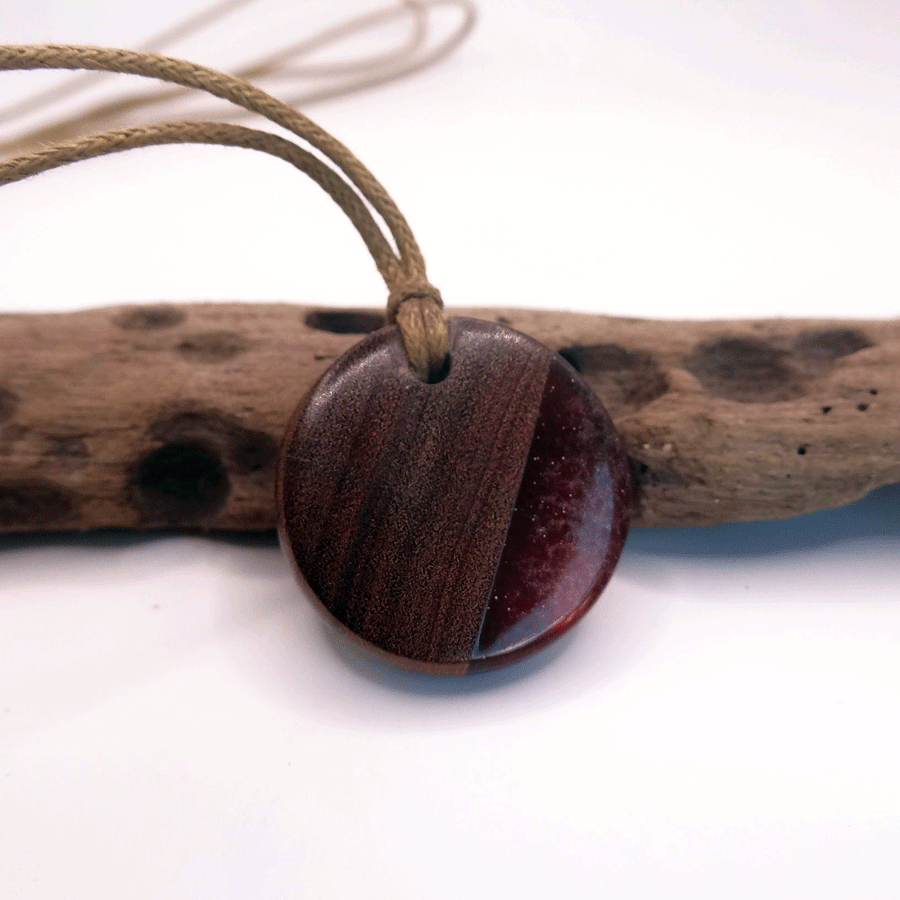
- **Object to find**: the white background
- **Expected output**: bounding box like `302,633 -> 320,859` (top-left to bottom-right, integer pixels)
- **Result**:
1,2 -> 899,898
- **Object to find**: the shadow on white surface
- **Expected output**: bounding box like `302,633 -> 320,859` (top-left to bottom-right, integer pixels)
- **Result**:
627,481 -> 900,559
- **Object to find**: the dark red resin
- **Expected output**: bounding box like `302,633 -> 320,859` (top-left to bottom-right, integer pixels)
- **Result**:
277,318 -> 631,673
474,362 -> 630,664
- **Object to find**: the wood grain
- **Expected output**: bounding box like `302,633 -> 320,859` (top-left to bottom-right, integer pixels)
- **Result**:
0,302 -> 897,532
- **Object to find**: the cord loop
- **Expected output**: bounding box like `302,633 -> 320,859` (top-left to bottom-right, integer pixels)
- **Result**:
0,23 -> 463,378
387,277 -> 448,381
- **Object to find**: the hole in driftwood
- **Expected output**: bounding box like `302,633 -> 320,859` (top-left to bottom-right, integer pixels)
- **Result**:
557,348 -> 581,372
794,328 -> 874,362
684,337 -> 807,403
134,441 -> 229,522
558,344 -> 669,416
149,409 -> 279,477
304,309 -> 386,334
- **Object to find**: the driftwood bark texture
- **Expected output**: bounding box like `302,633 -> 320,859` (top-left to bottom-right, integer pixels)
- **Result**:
0,302 -> 897,532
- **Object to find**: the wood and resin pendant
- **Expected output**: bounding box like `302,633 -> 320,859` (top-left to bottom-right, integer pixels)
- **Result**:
277,318 -> 631,673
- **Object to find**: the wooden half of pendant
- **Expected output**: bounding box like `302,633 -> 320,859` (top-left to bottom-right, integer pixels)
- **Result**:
277,318 -> 631,673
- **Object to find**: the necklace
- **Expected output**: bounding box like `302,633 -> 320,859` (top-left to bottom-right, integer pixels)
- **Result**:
0,40 -> 631,673
1,6 -> 897,675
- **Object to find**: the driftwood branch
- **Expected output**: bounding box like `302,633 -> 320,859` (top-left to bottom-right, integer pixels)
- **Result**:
0,302 -> 897,531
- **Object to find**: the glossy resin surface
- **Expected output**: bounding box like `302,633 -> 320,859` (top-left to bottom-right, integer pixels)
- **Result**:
278,318 -> 631,673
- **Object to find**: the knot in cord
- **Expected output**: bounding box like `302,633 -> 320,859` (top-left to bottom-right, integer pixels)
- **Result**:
387,277 -> 449,382
386,278 -> 443,320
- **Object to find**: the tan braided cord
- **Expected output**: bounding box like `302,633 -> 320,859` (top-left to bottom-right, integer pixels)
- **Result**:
0,43 -> 449,379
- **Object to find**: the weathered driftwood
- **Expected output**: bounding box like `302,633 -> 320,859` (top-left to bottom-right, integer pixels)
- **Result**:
0,302 -> 897,531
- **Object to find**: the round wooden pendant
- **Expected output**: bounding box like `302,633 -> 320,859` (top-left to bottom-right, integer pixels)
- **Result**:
277,318 -> 631,673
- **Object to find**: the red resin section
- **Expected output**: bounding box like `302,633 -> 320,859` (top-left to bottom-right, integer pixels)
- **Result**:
472,359 -> 631,668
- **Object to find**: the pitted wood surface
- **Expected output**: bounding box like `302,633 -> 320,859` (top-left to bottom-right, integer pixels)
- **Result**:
0,302 -> 897,531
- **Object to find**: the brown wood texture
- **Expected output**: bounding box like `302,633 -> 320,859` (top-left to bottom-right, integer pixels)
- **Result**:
0,301 -> 897,532
277,319 -> 631,672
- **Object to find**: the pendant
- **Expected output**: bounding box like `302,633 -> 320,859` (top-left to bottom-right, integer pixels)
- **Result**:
277,318 -> 631,673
